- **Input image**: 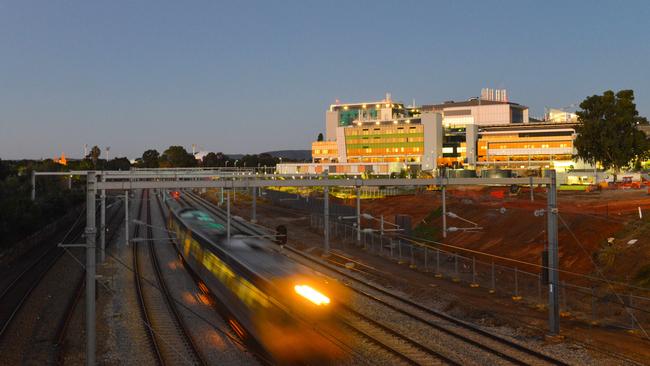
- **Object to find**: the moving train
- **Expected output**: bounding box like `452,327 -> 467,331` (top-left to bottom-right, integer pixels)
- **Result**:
165,200 -> 348,363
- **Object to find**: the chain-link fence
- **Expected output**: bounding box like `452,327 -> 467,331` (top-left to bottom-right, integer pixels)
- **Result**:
261,188 -> 650,333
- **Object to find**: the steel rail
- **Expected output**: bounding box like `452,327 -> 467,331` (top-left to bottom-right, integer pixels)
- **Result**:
0,208 -> 90,340
55,199 -> 124,362
133,190 -> 165,365
146,190 -> 207,366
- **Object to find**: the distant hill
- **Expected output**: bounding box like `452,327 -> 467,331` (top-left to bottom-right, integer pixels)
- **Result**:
262,150 -> 311,161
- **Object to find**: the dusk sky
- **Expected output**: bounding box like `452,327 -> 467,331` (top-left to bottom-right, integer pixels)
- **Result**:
1,1 -> 649,159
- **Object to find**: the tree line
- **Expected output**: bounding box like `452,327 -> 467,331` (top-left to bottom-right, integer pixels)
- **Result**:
133,146 -> 284,168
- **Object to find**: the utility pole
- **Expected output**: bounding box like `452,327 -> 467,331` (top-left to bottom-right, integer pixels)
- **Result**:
442,185 -> 447,238
125,191 -> 129,247
227,190 -> 231,241
31,170 -> 36,201
85,172 -> 97,366
100,174 -> 106,263
546,170 -> 560,335
356,186 -> 361,243
324,186 -> 330,254
251,186 -> 257,223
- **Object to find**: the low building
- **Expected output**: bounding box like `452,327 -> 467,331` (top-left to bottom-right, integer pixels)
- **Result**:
476,122 -> 581,171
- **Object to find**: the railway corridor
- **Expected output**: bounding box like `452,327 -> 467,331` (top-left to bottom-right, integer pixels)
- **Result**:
96,189 -> 259,365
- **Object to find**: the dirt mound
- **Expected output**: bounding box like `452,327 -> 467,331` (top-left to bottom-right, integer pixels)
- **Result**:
352,188 -> 650,281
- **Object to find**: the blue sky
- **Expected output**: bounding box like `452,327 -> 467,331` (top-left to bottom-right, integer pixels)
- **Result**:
1,1 -> 649,159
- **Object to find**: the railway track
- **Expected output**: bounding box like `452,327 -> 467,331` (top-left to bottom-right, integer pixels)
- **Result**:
184,190 -> 571,366
181,192 -> 451,365
133,189 -> 205,366
178,192 -> 451,365
338,303 -> 455,366
0,197 -> 124,364
0,208 -> 87,341
55,198 -> 124,362
0,244 -> 66,340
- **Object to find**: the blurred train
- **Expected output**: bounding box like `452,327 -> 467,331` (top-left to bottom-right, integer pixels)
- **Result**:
165,201 -> 348,363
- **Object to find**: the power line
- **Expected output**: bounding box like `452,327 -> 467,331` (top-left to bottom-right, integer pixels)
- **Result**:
557,213 -> 649,341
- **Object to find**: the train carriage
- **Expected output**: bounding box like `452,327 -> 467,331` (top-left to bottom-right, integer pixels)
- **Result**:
166,205 -> 346,363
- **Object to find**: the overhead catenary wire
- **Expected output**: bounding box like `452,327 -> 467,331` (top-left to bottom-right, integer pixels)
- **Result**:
238,187 -> 650,295
56,204 -> 272,365
62,192 -> 373,366
557,213 -> 650,341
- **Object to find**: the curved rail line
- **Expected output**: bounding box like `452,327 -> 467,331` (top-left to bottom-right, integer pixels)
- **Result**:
133,190 -> 165,365
146,190 -> 207,366
180,192 -> 455,365
166,192 -> 277,365
55,198 -> 124,362
0,208 -> 88,341
184,190 -> 571,366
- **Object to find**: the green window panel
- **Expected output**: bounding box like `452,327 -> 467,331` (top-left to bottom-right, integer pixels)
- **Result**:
339,110 -> 359,126
346,142 -> 424,149
345,132 -> 424,140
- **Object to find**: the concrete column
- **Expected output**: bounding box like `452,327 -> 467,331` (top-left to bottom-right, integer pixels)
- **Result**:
100,174 -> 106,263
324,186 -> 330,254
251,186 -> 257,223
546,170 -> 559,335
356,186 -> 361,243
85,172 -> 97,366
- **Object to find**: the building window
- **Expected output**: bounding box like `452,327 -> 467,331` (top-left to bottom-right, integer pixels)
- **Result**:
511,108 -> 524,123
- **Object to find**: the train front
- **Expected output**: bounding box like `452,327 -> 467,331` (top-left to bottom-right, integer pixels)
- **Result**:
251,262 -> 351,364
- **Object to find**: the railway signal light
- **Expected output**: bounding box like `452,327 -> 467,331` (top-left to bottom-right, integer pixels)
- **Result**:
275,225 -> 287,244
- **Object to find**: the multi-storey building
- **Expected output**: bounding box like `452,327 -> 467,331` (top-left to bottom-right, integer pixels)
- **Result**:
278,90 -> 588,175
477,122 -> 578,170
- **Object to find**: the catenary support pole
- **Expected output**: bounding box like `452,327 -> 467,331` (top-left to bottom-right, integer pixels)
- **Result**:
85,172 -> 97,366
31,170 -> 36,201
546,169 -> 560,335
356,186 -> 361,243
324,186 -> 330,254
220,187 -> 224,205
530,176 -> 534,202
124,191 -> 129,247
227,190 -> 231,241
251,186 -> 257,223
442,185 -> 447,238
100,174 -> 106,263
68,175 -> 72,190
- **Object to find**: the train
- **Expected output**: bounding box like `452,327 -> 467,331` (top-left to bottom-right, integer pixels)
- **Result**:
164,198 -> 348,363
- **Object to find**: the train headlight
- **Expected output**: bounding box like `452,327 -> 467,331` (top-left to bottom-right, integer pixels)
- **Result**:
294,285 -> 330,306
